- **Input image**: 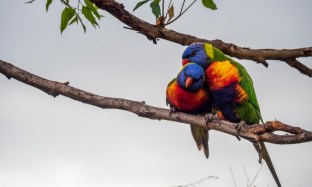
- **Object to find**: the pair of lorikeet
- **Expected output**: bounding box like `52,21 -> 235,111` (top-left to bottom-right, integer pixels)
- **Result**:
166,42 -> 281,187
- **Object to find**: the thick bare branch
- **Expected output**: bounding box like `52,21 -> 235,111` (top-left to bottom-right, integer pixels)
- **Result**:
91,0 -> 312,77
1,59 -> 311,144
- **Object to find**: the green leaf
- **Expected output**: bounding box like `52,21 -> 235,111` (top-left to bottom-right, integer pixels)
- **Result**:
69,15 -> 79,25
82,6 -> 98,27
60,7 -> 75,33
202,0 -> 217,10
84,0 -> 102,20
150,1 -> 161,18
133,0 -> 150,12
46,0 -> 52,12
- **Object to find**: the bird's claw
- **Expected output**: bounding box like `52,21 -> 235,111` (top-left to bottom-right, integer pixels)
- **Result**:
235,121 -> 246,131
204,114 -> 220,124
235,121 -> 247,141
169,107 -> 177,115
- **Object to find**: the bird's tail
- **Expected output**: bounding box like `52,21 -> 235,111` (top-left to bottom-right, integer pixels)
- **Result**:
253,142 -> 281,187
190,124 -> 209,158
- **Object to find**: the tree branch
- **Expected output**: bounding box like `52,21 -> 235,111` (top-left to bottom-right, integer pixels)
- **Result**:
91,0 -> 312,77
1,59 -> 311,145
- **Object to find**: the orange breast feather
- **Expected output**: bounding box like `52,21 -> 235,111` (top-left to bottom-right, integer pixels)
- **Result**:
166,81 -> 208,112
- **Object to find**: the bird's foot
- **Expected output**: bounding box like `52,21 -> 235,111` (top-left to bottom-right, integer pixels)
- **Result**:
235,121 -> 247,141
204,113 -> 220,125
169,107 -> 177,115
236,120 -> 247,132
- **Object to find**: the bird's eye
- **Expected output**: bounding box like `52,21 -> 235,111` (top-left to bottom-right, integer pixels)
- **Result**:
190,51 -> 197,57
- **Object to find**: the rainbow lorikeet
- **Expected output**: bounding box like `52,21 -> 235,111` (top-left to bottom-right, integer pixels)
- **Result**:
181,42 -> 281,187
166,63 -> 211,158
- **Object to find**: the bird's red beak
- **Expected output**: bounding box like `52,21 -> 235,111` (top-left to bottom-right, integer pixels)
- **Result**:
185,77 -> 193,88
182,59 -> 190,66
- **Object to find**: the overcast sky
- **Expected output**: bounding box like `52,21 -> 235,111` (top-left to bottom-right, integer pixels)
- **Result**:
0,0 -> 311,187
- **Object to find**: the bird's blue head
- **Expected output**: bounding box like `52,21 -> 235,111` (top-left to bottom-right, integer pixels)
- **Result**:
182,42 -> 211,69
177,63 -> 205,92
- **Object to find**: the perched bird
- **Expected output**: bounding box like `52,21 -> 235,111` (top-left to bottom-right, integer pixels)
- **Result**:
181,42 -> 281,187
166,63 -> 211,158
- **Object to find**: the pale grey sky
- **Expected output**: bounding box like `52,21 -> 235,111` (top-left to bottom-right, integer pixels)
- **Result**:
0,0 -> 311,187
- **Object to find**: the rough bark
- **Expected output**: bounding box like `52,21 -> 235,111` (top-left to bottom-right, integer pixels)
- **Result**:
91,0 -> 312,77
1,59 -> 311,144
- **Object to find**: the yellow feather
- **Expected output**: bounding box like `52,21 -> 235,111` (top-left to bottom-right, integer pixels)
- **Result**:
204,43 -> 214,60
207,61 -> 240,89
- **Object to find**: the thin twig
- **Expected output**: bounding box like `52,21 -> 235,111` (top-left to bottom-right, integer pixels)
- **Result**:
60,0 -> 71,7
242,165 -> 250,187
162,0 -> 165,18
25,0 -> 36,4
170,175 -> 219,187
180,0 -> 186,14
249,164 -> 263,187
229,166 -> 238,187
181,0 -> 197,15
166,0 -> 197,25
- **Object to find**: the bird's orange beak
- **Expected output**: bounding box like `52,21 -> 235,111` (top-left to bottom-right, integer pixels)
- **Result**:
182,59 -> 190,66
185,77 -> 193,88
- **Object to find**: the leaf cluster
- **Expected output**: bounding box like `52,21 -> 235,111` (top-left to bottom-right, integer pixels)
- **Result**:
133,0 -> 217,26
27,0 -> 103,33
27,0 -> 216,31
